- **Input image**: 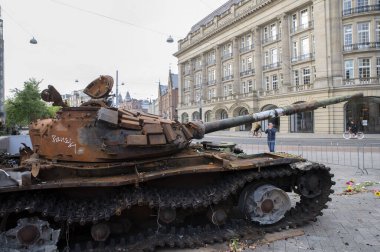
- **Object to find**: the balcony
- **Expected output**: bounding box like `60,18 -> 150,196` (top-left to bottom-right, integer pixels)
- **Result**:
207,80 -> 216,85
343,42 -> 380,52
291,21 -> 314,34
343,77 -> 379,86
287,83 -> 314,92
291,53 -> 315,63
222,53 -> 233,60
194,64 -> 202,71
240,44 -> 254,53
342,4 -> 380,16
263,62 -> 281,71
222,75 -> 233,81
207,59 -> 216,66
240,68 -> 255,77
262,33 -> 281,45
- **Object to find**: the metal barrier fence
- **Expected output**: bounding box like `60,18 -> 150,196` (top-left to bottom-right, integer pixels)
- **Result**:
237,141 -> 380,175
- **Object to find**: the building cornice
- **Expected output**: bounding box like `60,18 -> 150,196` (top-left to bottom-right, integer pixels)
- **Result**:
174,0 -> 276,58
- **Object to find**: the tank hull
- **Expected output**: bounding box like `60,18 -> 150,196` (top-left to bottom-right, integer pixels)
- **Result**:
0,149 -> 334,251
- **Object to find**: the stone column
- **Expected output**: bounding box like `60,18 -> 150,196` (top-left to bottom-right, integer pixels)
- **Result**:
312,0 -> 329,89
279,14 -> 291,89
189,59 -> 194,103
201,53 -> 207,100
215,45 -> 222,97
178,63 -> 184,105
253,26 -> 263,90
233,37 -> 240,94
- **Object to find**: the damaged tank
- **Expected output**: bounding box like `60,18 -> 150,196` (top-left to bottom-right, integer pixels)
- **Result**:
0,75 -> 363,251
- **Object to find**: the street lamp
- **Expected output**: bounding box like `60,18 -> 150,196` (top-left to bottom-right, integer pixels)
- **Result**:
29,37 -> 37,44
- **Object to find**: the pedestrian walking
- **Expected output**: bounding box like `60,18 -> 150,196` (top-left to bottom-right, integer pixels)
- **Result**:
265,123 -> 276,152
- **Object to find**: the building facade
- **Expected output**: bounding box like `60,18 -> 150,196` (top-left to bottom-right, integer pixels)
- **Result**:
174,0 -> 380,134
158,70 -> 179,120
0,9 -> 4,126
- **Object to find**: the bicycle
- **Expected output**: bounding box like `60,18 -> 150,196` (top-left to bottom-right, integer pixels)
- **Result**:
248,129 -> 262,138
343,130 -> 364,139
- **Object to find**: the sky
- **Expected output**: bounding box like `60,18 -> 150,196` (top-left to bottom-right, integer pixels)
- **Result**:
1,0 -> 227,100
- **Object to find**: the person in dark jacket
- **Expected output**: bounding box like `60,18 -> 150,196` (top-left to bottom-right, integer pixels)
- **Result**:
265,123 -> 276,152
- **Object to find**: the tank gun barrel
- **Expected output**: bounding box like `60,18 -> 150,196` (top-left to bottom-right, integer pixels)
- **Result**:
200,92 -> 363,136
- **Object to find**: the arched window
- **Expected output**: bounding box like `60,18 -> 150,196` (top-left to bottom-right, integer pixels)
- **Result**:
289,101 -> 314,133
345,97 -> 380,133
204,110 -> 212,122
181,113 -> 189,123
192,111 -> 200,121
236,107 -> 249,131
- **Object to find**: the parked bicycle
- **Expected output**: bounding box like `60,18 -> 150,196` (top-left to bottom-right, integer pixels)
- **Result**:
343,130 -> 364,139
248,129 -> 262,138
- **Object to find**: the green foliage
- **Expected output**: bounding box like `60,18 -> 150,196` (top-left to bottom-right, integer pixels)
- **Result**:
4,78 -> 59,127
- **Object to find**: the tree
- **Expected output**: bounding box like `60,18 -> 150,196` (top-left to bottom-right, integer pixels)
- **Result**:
4,78 -> 59,127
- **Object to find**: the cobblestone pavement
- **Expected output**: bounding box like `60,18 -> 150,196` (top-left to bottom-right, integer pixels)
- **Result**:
161,163 -> 380,252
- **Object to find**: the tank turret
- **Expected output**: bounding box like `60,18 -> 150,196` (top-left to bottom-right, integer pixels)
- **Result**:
30,76 -> 362,162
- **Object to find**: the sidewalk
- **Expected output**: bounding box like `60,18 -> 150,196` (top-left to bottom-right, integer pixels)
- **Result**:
206,131 -> 380,139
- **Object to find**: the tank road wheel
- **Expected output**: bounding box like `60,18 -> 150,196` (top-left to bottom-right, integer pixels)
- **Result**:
239,184 -> 291,225
297,172 -> 322,198
0,217 -> 60,251
91,222 -> 111,242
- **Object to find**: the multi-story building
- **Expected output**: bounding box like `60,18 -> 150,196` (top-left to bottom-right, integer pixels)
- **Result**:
61,90 -> 90,107
158,70 -> 179,120
0,8 -> 4,126
174,0 -> 380,134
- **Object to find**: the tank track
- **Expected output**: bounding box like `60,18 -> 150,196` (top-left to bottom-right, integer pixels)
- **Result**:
0,162 -> 334,251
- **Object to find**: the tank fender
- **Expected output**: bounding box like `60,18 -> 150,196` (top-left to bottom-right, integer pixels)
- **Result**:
289,161 -> 316,171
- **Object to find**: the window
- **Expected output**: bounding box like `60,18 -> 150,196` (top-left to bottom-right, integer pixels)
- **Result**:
270,23 -> 277,39
343,0 -> 352,15
222,43 -> 232,57
271,48 -> 278,63
208,69 -> 215,82
223,63 -> 232,77
223,85 -> 228,96
357,22 -> 370,46
300,9 -> 308,28
264,51 -> 269,65
263,27 -> 269,40
301,37 -> 309,57
194,90 -> 201,102
241,59 -> 246,72
377,58 -> 380,77
292,41 -> 298,58
247,57 -> 253,70
241,36 -> 245,49
344,60 -> 354,80
208,51 -> 215,64
292,14 -> 297,32
357,0 -> 368,7
376,22 -> 380,42
195,72 -> 202,86
208,88 -> 215,99
343,25 -> 352,46
248,80 -> 253,92
303,68 -> 311,85
246,34 -> 252,48
184,79 -> 190,89
358,58 -> 370,79
272,75 -> 278,90
265,76 -> 270,90
242,82 -> 247,93
228,84 -> 233,95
